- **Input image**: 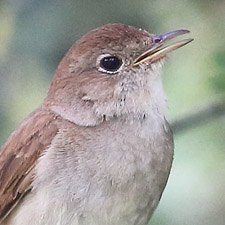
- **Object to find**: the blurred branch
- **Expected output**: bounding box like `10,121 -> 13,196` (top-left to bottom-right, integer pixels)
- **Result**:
171,95 -> 225,134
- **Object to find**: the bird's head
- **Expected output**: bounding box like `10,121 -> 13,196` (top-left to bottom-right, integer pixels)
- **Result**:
46,24 -> 192,126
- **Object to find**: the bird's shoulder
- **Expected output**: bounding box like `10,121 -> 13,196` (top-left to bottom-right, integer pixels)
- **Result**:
0,106 -> 60,222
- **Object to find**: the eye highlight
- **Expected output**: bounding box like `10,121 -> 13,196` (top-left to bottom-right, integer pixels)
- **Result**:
99,56 -> 122,74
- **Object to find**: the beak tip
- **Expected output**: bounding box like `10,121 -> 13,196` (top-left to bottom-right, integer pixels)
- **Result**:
187,38 -> 194,43
180,29 -> 191,34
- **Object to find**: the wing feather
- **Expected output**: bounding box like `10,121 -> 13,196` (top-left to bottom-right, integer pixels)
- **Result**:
0,107 -> 59,222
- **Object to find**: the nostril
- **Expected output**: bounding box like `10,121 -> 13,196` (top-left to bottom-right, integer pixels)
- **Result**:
154,37 -> 161,44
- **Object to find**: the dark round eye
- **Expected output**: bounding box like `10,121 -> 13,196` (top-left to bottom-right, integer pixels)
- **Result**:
100,56 -> 122,73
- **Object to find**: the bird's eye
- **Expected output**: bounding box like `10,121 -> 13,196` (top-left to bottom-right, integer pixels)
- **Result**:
99,56 -> 122,73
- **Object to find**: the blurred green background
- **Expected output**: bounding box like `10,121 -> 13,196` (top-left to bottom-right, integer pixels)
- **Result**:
0,0 -> 225,224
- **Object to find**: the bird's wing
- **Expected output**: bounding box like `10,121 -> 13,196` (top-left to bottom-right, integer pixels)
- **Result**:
0,107 -> 60,222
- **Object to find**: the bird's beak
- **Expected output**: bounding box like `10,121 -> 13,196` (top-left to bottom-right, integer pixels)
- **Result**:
133,29 -> 193,66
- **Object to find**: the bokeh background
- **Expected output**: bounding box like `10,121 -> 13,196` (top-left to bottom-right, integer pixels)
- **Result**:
0,0 -> 225,224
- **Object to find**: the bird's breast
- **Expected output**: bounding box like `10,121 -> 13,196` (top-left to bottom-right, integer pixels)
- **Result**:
7,117 -> 173,225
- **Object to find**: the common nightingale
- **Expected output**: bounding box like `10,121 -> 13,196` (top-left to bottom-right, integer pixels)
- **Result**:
0,24 -> 193,225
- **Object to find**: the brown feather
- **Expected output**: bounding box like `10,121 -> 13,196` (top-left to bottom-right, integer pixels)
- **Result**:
0,106 -> 59,222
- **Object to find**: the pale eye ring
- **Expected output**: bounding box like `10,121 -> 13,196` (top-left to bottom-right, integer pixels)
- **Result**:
97,54 -> 123,74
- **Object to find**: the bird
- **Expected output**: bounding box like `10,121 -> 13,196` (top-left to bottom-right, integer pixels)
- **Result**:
0,23 -> 193,225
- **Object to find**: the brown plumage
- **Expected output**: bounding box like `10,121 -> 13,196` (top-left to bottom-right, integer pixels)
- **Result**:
0,107 -> 59,221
